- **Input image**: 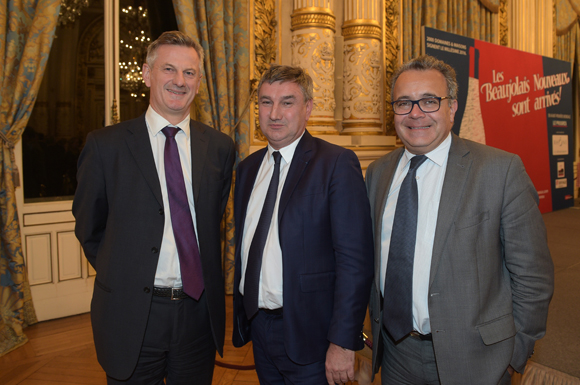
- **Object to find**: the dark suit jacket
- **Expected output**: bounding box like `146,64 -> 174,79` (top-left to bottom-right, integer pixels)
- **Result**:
366,134 -> 554,384
232,131 -> 374,364
73,113 -> 235,380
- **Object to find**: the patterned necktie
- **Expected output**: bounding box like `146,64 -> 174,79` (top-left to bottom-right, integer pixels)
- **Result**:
244,151 -> 282,319
383,154 -> 428,341
162,126 -> 204,300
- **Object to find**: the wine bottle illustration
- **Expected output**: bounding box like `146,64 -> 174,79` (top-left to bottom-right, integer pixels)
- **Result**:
459,46 -> 486,144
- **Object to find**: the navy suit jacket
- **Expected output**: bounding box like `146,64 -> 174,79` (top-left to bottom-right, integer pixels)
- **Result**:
232,131 -> 374,364
73,113 -> 235,380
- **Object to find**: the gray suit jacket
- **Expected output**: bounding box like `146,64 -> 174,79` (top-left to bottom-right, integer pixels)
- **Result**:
73,113 -> 235,380
366,134 -> 553,384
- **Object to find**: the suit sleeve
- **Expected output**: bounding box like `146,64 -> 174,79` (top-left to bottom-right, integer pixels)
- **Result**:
501,155 -> 554,372
72,132 -> 108,268
327,150 -> 375,351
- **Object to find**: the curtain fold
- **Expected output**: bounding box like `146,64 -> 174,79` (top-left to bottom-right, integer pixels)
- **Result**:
401,0 -> 498,63
172,0 -> 250,294
556,0 -> 579,35
0,0 -> 60,357
556,22 -> 579,65
556,0 -> 580,69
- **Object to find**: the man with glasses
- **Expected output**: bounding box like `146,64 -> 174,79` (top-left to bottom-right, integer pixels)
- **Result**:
366,55 -> 553,384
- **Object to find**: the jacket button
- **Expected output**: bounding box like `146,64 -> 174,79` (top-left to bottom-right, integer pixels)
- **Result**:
143,287 -> 150,293
151,247 -> 158,253
159,208 -> 164,215
374,318 -> 380,323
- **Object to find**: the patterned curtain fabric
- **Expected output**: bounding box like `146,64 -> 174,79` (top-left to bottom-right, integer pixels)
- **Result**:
556,0 -> 580,67
401,0 -> 498,62
556,0 -> 580,35
172,0 -> 250,294
0,0 -> 60,357
556,22 -> 579,65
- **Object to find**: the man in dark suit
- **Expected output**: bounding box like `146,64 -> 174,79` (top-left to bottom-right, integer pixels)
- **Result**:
73,31 -> 235,384
232,64 -> 373,384
366,55 -> 554,384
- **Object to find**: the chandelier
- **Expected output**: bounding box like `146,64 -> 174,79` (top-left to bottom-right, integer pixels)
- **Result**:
58,0 -> 90,27
119,5 -> 151,99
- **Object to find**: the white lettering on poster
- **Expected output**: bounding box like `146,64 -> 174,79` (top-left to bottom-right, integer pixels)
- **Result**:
479,71 -> 570,117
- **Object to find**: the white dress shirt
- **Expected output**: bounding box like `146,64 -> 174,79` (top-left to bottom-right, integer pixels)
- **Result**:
239,133 -> 304,309
380,132 -> 451,334
145,106 -> 199,288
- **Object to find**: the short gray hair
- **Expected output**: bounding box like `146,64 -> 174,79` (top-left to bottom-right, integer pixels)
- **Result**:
146,30 -> 204,70
390,55 -> 458,101
258,64 -> 313,102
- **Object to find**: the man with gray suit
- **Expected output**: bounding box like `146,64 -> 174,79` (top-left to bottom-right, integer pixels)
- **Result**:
366,55 -> 554,384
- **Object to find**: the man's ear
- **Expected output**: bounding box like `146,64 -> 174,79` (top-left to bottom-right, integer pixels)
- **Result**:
143,63 -> 151,87
449,98 -> 458,123
305,99 -> 314,121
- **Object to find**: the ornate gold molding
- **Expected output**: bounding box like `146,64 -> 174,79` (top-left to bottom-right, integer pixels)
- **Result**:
553,0 -> 557,58
253,0 -> 277,143
342,121 -> 383,129
342,19 -> 382,41
384,0 -> 399,135
291,7 -> 335,32
499,0 -> 508,46
111,99 -> 120,124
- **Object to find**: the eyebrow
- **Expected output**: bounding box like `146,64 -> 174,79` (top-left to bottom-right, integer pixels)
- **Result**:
395,92 -> 438,100
158,63 -> 197,74
260,94 -> 297,101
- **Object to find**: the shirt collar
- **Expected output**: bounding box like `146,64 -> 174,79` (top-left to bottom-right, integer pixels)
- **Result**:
402,131 -> 452,168
145,105 -> 191,138
266,131 -> 305,165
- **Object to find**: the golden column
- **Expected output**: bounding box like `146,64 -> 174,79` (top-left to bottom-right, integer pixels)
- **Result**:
342,0 -> 383,134
291,0 -> 338,134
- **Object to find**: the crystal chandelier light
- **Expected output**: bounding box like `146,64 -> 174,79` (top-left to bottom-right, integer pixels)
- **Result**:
58,0 -> 90,26
119,5 -> 151,99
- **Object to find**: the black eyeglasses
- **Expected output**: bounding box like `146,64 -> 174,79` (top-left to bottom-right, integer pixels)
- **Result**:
391,96 -> 453,115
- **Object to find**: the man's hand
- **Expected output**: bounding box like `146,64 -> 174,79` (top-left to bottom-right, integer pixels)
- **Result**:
325,342 -> 355,385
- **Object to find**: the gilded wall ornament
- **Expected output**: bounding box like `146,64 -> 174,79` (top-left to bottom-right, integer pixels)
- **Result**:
253,0 -> 277,142
342,40 -> 382,132
291,27 -> 336,132
291,7 -> 336,32
499,0 -> 508,47
384,0 -> 399,135
342,23 -> 382,41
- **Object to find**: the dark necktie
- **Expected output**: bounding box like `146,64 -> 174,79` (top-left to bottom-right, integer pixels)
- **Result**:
243,151 -> 282,319
383,154 -> 428,341
162,126 -> 204,300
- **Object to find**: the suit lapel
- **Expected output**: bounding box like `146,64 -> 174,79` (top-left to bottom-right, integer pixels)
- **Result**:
278,131 -> 314,221
373,148 -> 404,286
374,148 -> 404,237
190,120 -> 209,204
429,134 -> 472,287
237,148 -> 267,246
125,115 -> 163,207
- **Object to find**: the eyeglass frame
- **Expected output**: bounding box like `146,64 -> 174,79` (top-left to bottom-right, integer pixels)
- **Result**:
390,96 -> 454,115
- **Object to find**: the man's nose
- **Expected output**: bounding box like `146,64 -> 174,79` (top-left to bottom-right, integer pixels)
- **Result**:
269,103 -> 282,120
408,102 -> 426,117
173,71 -> 185,87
